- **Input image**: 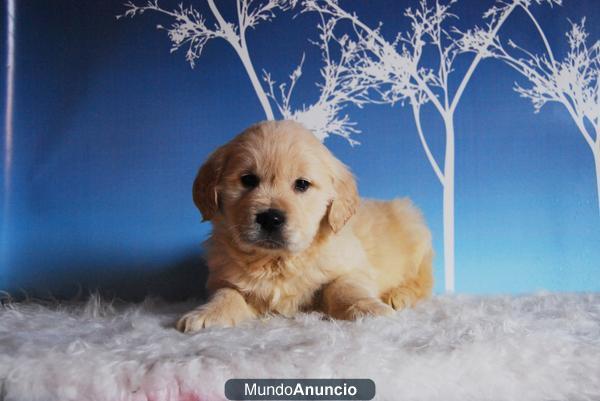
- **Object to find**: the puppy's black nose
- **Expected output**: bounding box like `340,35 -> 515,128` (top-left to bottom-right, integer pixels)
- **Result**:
256,209 -> 286,232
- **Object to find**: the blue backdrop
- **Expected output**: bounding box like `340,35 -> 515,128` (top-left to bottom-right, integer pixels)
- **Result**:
1,0 -> 599,299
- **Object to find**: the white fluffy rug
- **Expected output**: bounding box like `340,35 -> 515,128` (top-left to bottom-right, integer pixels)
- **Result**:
1,293 -> 599,401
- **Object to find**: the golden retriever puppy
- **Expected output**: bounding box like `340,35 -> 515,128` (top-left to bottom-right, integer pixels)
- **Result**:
177,120 -> 433,333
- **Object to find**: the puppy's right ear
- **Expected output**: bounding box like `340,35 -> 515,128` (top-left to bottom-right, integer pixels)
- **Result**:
193,145 -> 229,221
327,159 -> 359,233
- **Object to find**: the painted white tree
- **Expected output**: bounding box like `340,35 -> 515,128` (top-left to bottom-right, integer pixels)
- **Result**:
302,0 -> 560,292
463,15 -> 600,214
263,15 -> 385,144
118,0 -> 295,120
118,0 -> 380,144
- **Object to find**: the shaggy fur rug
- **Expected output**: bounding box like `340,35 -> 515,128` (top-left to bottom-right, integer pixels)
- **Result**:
0,293 -> 599,401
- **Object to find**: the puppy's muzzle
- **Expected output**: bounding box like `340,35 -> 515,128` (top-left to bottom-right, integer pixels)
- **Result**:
255,208 -> 286,233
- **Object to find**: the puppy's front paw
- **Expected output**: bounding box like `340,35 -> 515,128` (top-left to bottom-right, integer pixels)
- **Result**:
176,306 -> 237,333
177,288 -> 257,333
346,298 -> 394,320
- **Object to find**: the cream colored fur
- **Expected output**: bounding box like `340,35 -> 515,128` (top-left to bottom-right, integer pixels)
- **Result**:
177,120 -> 433,332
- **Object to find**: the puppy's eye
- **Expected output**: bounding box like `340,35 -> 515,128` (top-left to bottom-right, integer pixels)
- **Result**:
241,174 -> 260,189
294,179 -> 311,192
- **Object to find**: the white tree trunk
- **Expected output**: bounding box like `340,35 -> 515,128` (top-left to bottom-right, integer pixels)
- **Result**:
443,114 -> 455,292
594,145 -> 600,215
2,0 -> 16,261
206,0 -> 274,120
234,44 -> 275,120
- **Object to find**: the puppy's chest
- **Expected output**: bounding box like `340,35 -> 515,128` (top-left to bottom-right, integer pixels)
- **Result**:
241,257 -> 328,316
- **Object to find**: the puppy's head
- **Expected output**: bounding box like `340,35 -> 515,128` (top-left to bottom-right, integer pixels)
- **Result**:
193,120 -> 358,254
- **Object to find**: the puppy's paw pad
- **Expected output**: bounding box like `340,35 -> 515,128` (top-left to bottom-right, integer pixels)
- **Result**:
347,298 -> 394,319
176,308 -> 234,333
386,291 -> 417,310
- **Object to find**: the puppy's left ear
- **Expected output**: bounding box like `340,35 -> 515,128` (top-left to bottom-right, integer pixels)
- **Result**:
328,160 -> 359,233
193,145 -> 229,221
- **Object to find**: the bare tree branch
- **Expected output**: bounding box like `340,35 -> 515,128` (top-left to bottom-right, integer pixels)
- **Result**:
118,0 -> 297,120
